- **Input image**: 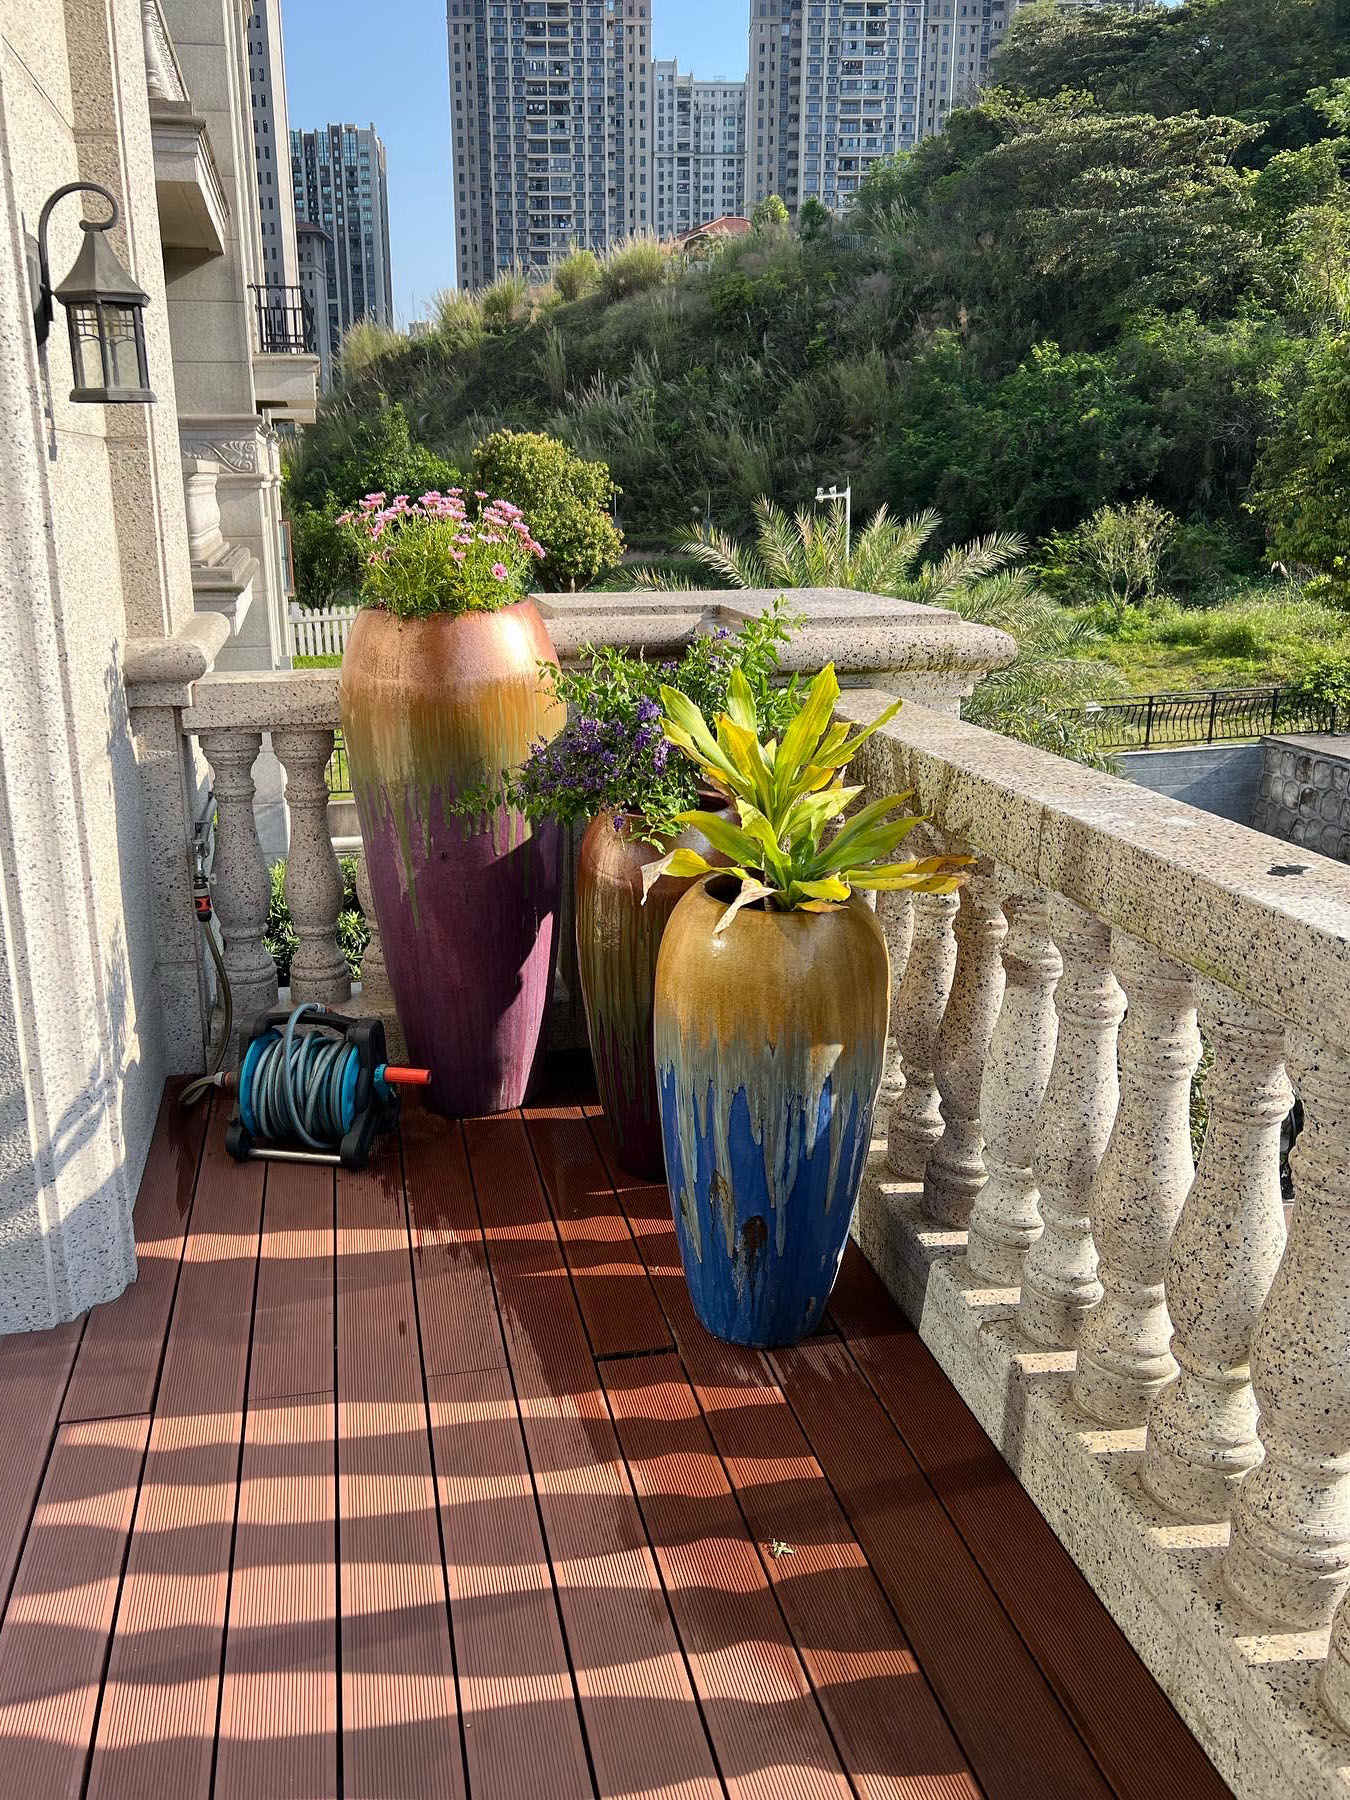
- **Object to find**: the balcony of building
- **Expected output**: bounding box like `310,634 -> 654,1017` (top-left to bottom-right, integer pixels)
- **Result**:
249,283 -> 322,424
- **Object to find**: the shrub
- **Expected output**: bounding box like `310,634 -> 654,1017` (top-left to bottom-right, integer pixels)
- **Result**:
553,246 -> 600,302
751,193 -> 790,231
1036,500 -> 1181,617
600,235 -> 670,302
1280,652 -> 1350,723
266,857 -> 368,986
469,429 -> 624,591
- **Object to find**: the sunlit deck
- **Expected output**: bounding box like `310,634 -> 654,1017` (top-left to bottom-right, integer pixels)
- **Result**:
0,1058 -> 1229,1799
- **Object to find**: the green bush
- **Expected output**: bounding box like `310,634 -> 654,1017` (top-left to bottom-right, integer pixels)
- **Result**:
600,235 -> 670,302
553,247 -> 600,302
1280,652 -> 1350,721
752,193 -> 789,230
1035,500 -> 1180,617
284,404 -> 462,608
469,429 -> 624,591
265,856 -> 368,986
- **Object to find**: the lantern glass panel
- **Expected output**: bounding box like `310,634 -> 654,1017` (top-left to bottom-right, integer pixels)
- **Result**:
67,303 -> 104,392
104,302 -> 145,391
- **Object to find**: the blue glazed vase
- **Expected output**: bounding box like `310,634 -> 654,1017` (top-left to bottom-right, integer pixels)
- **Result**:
653,876 -> 890,1348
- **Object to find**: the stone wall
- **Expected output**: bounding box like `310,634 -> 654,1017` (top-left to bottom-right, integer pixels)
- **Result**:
1116,744 -> 1263,826
0,0 -> 197,1326
1251,734 -> 1350,861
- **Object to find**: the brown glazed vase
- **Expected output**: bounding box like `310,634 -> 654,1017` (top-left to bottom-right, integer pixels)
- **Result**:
339,601 -> 565,1116
575,806 -> 726,1179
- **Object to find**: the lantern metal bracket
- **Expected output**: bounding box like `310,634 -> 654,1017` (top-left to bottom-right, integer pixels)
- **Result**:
33,181 -> 119,349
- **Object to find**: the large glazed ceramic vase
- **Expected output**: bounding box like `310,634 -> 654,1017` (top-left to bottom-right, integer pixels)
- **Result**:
575,808 -> 725,1180
654,877 -> 889,1347
339,602 -> 564,1116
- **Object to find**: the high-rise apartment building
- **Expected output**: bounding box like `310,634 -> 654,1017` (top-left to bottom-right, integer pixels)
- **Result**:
447,0 -> 652,290
290,125 -> 396,347
652,60 -> 746,238
245,0 -> 300,289
747,0 -> 1022,217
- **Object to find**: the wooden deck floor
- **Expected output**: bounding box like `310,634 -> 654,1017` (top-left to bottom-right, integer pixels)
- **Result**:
0,1059 -> 1230,1800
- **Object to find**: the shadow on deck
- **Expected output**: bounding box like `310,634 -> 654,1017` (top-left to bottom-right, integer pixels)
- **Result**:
0,1056 -> 1230,1798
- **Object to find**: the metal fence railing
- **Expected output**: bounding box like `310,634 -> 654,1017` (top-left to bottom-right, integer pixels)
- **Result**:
1072,686 -> 1341,752
326,733 -> 351,797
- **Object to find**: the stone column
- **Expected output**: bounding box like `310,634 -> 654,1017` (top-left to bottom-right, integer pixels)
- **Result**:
923,872 -> 1006,1229
272,727 -> 350,1006
887,889 -> 959,1179
1019,903 -> 1124,1347
1223,1034 -> 1350,1629
1141,988 -> 1289,1521
877,891 -> 916,1106
967,883 -> 1061,1285
1072,935 -> 1200,1427
199,728 -> 278,1027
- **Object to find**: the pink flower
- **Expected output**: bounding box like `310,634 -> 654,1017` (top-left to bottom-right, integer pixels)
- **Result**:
335,511 -> 354,526
491,562 -> 509,581
362,492 -> 386,506
451,548 -> 466,563
474,490 -> 489,501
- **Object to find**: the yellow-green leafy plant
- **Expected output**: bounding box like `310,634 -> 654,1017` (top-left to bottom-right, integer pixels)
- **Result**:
643,662 -> 969,932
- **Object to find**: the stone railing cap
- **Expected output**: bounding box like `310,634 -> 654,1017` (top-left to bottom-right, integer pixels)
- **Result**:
125,611 -> 232,708
841,689 -> 1350,1050
536,588 -> 1016,677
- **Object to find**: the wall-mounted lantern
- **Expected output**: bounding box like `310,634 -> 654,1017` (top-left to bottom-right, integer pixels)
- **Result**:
31,182 -> 155,405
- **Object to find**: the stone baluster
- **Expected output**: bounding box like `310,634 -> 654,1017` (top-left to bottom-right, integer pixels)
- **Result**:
877,891 -> 915,1105
198,728 -> 277,1028
1072,935 -> 1200,1426
887,888 -> 959,1178
922,872 -> 1007,1229
1223,1034 -> 1350,1631
141,0 -> 174,102
1019,903 -> 1124,1348
966,883 -> 1061,1285
271,727 -> 351,1006
1141,988 -> 1289,1521
352,845 -> 406,1062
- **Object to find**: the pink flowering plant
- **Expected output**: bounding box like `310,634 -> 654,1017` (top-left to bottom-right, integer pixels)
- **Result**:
336,489 -> 545,620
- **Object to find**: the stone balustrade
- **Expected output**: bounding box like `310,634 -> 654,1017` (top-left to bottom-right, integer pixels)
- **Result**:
845,690 -> 1350,1799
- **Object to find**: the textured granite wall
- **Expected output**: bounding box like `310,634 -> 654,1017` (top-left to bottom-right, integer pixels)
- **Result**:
1251,734 -> 1350,861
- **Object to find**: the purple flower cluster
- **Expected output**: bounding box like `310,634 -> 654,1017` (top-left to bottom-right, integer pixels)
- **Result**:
336,489 -> 546,568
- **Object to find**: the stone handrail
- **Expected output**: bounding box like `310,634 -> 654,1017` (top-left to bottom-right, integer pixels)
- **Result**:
841,688 -> 1350,1798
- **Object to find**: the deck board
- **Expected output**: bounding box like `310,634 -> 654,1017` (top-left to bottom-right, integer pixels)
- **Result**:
84,1125 -> 264,1800
525,1101 -> 672,1359
0,1071 -> 1231,1800
216,1159 -> 337,1800
0,1414 -> 148,1797
602,1135 -> 981,1800
466,1111 -> 722,1800
336,1149 -> 465,1800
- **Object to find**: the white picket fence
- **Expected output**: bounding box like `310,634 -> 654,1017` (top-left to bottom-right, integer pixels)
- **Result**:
289,602 -> 358,660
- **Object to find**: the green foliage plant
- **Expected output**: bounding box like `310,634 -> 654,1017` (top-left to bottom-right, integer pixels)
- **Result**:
470,429 -> 624,590
267,856 -> 368,984
642,662 -> 970,933
508,601 -> 799,843
339,489 -> 545,620
1250,332 -> 1350,603
1279,651 -> 1350,724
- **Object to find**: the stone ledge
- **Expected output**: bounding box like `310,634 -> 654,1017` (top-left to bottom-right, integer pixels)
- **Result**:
839,690 -> 1350,1054
124,611 -> 232,708
852,1145 -> 1350,1800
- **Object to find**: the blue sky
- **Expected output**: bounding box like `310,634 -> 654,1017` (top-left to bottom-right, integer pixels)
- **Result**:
282,0 -> 749,324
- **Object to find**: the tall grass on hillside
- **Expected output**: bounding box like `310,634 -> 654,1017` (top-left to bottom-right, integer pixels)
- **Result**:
432,288 -> 486,352
481,268 -> 531,330
337,320 -> 405,381
553,246 -> 600,302
600,234 -> 671,302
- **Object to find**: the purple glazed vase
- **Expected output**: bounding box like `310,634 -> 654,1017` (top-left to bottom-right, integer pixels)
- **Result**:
339,602 -> 565,1117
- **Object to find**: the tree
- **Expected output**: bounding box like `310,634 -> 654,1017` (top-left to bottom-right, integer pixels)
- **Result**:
469,430 -> 625,591
797,196 -> 834,243
644,497 -> 1123,760
1249,332 -> 1350,602
1036,500 -> 1181,617
751,193 -> 790,230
